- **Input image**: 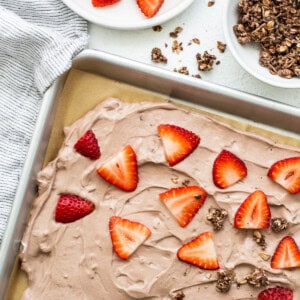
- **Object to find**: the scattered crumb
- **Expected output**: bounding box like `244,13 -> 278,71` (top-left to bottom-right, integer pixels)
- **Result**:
182,179 -> 191,186
170,26 -> 183,38
174,66 -> 189,75
192,38 -> 201,45
259,252 -> 271,261
171,291 -> 185,300
208,0 -> 215,7
171,176 -> 179,184
151,48 -> 168,64
217,41 -> 226,53
172,40 -> 183,54
253,230 -> 267,250
196,51 -> 217,71
192,74 -> 202,79
152,25 -> 163,32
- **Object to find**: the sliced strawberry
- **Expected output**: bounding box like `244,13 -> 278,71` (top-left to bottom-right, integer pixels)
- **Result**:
92,0 -> 120,7
74,129 -> 101,160
109,216 -> 151,260
97,145 -> 138,192
55,194 -> 95,223
271,236 -> 300,269
158,124 -> 200,167
258,286 -> 293,300
159,186 -> 207,227
177,232 -> 219,270
137,0 -> 164,18
234,190 -> 271,229
213,149 -> 247,189
267,157 -> 300,194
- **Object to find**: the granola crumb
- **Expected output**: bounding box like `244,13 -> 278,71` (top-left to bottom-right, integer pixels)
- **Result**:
152,25 -> 162,32
196,51 -> 217,71
271,217 -> 288,233
174,66 -> 189,75
171,176 -> 179,184
172,40 -> 184,54
244,268 -> 269,288
169,26 -> 183,38
182,179 -> 191,186
216,269 -> 235,293
259,252 -> 271,261
253,230 -> 267,250
207,207 -> 228,231
192,38 -> 201,45
151,48 -> 168,64
171,291 -> 185,300
192,74 -> 202,79
217,41 -> 227,53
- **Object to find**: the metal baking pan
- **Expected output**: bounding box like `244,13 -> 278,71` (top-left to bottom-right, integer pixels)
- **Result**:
0,49 -> 299,299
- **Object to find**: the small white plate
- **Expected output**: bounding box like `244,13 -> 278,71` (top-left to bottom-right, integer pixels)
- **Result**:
62,0 -> 196,30
223,0 -> 300,89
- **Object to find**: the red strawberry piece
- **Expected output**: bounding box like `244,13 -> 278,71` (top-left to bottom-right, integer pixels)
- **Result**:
177,232 -> 219,270
234,190 -> 271,229
270,236 -> 300,269
213,149 -> 247,189
55,194 -> 95,223
267,157 -> 300,194
74,129 -> 101,160
97,145 -> 138,192
258,286 -> 293,300
92,0 -> 120,7
159,186 -> 207,227
158,124 -> 200,167
109,216 -> 151,260
137,0 -> 164,18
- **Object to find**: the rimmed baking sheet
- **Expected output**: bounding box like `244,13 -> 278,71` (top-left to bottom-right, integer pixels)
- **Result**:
1,49 -> 300,299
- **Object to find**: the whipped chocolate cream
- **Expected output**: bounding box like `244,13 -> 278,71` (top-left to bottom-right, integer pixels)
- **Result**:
20,99 -> 300,299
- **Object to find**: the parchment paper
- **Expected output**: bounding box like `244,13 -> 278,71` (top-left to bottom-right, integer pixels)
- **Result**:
5,68 -> 300,300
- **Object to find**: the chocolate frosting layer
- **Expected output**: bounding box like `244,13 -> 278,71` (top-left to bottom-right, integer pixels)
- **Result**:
20,99 -> 300,299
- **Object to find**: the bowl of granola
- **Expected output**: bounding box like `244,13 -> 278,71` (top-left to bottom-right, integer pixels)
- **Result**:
223,0 -> 300,89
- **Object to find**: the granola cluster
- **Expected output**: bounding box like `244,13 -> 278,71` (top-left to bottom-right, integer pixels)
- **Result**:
271,217 -> 288,232
216,269 -> 235,293
237,268 -> 269,288
206,207 -> 228,231
151,22 -> 226,78
233,0 -> 300,78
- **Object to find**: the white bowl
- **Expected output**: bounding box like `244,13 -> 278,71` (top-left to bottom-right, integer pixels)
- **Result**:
222,0 -> 300,89
62,0 -> 196,30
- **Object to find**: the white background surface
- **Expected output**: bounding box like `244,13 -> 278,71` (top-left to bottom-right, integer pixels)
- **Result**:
88,0 -> 300,108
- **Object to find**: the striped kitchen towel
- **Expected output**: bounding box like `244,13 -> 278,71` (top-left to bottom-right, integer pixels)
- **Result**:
0,0 -> 88,244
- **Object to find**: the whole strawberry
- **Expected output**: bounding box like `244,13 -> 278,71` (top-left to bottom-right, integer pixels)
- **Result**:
74,129 -> 101,160
55,194 -> 95,223
258,286 -> 293,300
